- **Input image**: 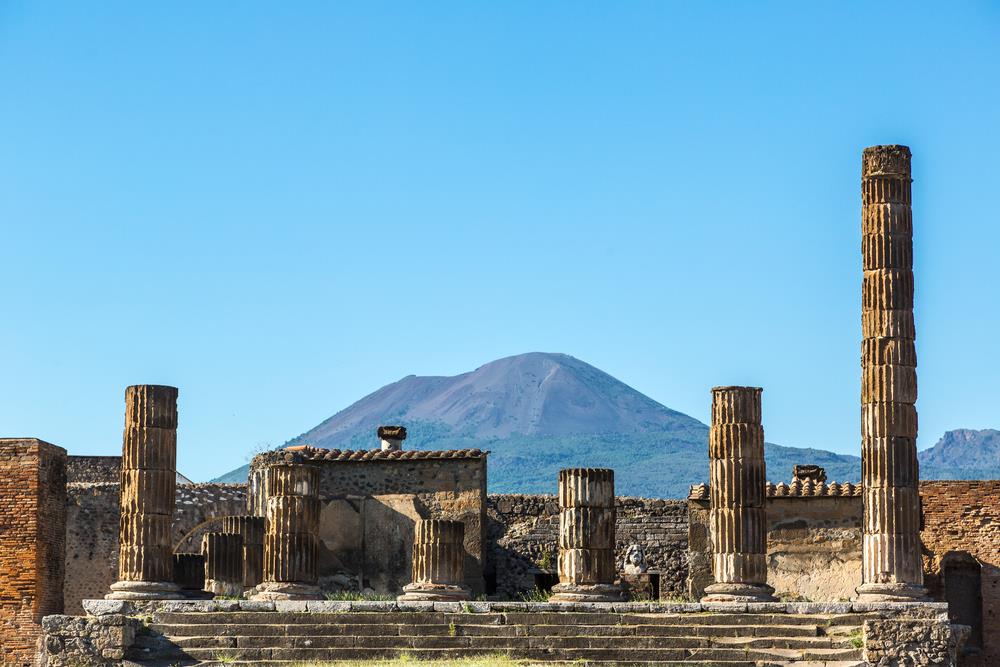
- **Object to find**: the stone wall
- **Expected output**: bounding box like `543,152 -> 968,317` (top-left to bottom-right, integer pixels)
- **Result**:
0,438 -> 67,667
65,456 -> 121,484
688,491 -> 865,601
250,449 -> 489,596
919,480 -> 1000,666
63,482 -> 247,614
487,494 -> 689,599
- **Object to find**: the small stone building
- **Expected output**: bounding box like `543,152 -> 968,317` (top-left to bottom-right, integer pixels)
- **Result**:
248,446 -> 488,595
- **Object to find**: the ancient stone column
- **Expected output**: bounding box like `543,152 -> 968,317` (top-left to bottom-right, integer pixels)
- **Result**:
203,532 -> 245,598
172,553 -> 208,598
398,520 -> 471,601
702,386 -> 775,602
252,463 -> 323,600
108,385 -> 181,599
856,145 -> 926,601
550,468 -> 624,602
223,515 -> 266,589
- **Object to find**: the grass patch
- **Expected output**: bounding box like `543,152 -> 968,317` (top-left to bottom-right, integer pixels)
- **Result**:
849,629 -> 864,649
323,591 -> 396,601
516,587 -> 551,603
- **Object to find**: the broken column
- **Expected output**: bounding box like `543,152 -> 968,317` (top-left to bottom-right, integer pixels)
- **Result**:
203,532 -> 245,598
398,520 -> 471,601
108,385 -> 181,599
252,461 -> 323,600
702,386 -> 775,602
378,425 -> 407,451
550,468 -> 624,602
172,553 -> 208,598
223,515 -> 266,590
857,145 -> 926,601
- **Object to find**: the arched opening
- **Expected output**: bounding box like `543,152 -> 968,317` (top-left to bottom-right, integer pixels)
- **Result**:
941,551 -> 982,655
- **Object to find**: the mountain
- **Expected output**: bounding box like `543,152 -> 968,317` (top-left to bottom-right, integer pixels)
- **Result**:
213,352 -> 867,496
918,429 -> 1000,480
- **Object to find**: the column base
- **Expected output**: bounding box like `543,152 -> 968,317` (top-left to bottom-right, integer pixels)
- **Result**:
397,582 -> 472,602
205,579 -> 246,599
106,580 -> 182,600
701,582 -> 776,603
549,582 -> 626,603
250,581 -> 323,600
855,582 -> 928,602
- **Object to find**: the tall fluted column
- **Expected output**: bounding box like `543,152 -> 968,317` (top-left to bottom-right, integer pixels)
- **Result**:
252,463 -> 322,600
108,385 -> 181,599
856,145 -> 926,601
702,386 -> 775,602
550,468 -> 624,603
397,520 -> 471,601
223,516 -> 265,589
203,532 -> 245,598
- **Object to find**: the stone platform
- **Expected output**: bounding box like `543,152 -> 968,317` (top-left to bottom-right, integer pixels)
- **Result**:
38,599 -> 964,666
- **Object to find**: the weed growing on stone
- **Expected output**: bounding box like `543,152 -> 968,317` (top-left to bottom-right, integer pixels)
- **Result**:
448,622 -> 458,637
324,591 -> 395,601
849,629 -> 864,649
516,587 -> 550,603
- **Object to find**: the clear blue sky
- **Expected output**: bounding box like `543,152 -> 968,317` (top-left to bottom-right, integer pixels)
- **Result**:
2,3 -> 998,482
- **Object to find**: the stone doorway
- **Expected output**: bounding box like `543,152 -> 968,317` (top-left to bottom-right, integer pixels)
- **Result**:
942,551 -> 982,656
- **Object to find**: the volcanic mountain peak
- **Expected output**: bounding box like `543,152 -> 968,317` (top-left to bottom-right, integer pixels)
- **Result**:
292,352 -> 701,447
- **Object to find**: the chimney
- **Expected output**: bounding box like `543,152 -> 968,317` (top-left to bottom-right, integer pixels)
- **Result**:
377,425 -> 407,451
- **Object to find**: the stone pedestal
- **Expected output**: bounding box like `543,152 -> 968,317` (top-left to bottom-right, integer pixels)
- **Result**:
108,385 -> 181,600
398,520 -> 471,601
223,516 -> 265,589
172,553 -> 210,599
702,386 -> 776,603
203,532 -> 245,598
252,463 -> 322,600
856,145 -> 927,602
550,468 -> 624,603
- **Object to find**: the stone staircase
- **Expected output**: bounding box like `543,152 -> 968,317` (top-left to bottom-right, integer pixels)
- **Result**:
132,609 -> 865,665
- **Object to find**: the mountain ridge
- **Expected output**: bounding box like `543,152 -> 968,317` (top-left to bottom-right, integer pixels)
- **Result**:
211,353 -> 998,496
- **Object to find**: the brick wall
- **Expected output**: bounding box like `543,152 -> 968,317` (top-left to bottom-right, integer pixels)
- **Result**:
487,494 -> 689,599
919,480 -> 1000,666
0,438 -> 67,667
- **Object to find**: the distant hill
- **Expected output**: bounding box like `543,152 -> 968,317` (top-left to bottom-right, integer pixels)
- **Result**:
918,429 -> 1000,480
211,353 -> 997,496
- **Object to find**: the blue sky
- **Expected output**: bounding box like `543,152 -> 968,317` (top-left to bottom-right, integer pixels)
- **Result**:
2,3 -> 998,482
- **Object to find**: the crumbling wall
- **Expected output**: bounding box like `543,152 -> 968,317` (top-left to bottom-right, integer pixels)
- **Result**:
487,494 -> 689,599
65,456 -> 121,484
688,494 -> 863,601
920,480 -> 1000,666
0,438 -> 67,667
63,482 -> 248,614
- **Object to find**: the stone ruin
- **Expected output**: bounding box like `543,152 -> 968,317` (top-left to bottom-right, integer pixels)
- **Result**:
3,145 -> 991,666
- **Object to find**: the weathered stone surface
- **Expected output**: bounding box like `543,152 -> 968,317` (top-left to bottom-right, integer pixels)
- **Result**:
550,469 -> 623,603
858,145 -> 926,603
702,387 -> 774,603
399,519 -> 472,601
108,385 -> 180,600
863,617 -> 968,666
222,515 -> 265,588
253,463 -> 322,600
203,532 -> 244,597
36,613 -> 141,667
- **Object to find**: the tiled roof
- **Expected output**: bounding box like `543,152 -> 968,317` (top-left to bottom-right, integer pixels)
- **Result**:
253,445 -> 487,468
688,480 -> 862,500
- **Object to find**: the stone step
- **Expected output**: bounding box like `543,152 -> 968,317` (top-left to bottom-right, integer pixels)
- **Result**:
149,610 -> 864,627
157,633 -> 854,651
150,622 -> 828,639
165,646 -> 863,662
